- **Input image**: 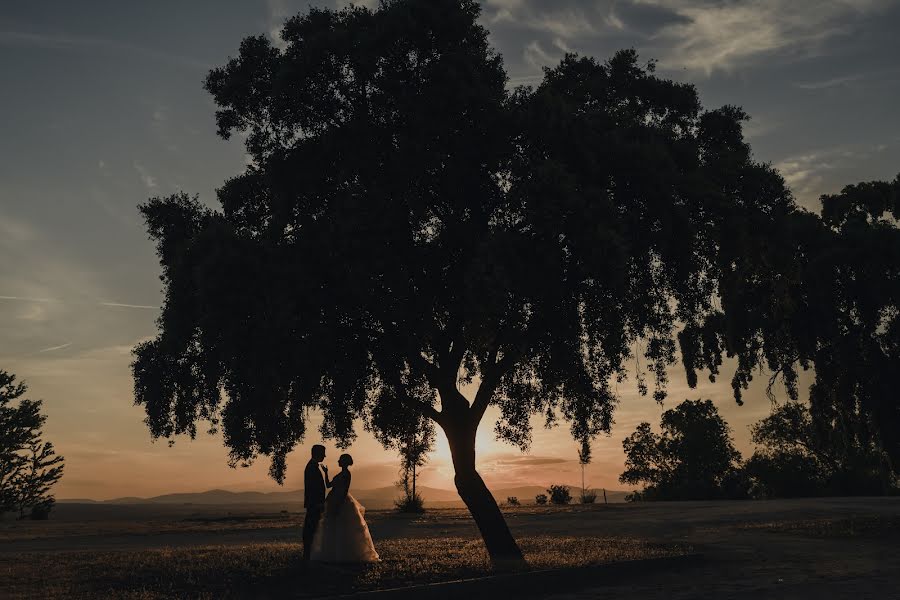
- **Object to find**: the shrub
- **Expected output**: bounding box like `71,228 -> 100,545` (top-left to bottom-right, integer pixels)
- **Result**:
506,496 -> 520,506
535,493 -> 548,505
547,485 -> 572,505
29,501 -> 52,520
581,489 -> 598,504
394,492 -> 425,513
744,450 -> 828,499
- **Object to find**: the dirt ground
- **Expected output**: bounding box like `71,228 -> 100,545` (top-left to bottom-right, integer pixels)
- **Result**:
3,497 -> 899,598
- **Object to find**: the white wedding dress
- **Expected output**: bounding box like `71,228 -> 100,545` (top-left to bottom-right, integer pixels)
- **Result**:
310,470 -> 379,563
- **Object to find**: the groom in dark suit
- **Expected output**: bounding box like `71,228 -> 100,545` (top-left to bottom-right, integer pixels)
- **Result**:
302,444 -> 331,561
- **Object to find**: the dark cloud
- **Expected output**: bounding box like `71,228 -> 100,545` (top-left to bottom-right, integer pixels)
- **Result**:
610,1 -> 691,36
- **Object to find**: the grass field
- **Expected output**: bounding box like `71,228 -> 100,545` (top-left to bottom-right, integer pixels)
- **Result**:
3,498 -> 899,599
3,536 -> 687,599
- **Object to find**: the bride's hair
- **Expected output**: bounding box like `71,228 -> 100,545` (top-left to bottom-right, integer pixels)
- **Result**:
338,453 -> 353,467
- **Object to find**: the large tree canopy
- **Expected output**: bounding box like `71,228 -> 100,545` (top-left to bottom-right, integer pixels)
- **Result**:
132,0 -> 899,561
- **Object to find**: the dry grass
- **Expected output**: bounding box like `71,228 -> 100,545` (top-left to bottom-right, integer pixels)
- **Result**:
0,512 -> 304,543
1,536 -> 690,599
740,514 -> 900,538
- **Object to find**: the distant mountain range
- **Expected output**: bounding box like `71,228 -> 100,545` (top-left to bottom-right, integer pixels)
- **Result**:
60,485 -> 629,507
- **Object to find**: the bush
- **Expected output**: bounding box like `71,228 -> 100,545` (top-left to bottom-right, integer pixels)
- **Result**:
745,450 -> 826,499
506,496 -> 520,506
581,489 -> 598,504
394,492 -> 425,513
535,493 -> 548,505
547,485 -> 572,505
29,501 -> 52,520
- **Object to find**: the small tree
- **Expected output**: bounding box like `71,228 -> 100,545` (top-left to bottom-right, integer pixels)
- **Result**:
0,371 -> 64,518
535,494 -> 548,505
577,440 -> 592,503
620,399 -> 742,500
506,496 -> 520,506
547,485 -> 572,505
15,439 -> 64,519
369,391 -> 435,513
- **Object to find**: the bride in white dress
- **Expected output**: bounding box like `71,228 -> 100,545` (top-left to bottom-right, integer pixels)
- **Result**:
310,453 -> 379,563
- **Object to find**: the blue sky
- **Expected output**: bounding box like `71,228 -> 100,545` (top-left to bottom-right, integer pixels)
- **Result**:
1,0 -> 898,499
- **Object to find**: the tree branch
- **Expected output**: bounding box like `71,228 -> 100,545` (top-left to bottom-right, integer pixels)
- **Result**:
471,348 -> 520,423
385,368 -> 443,426
408,353 -> 442,388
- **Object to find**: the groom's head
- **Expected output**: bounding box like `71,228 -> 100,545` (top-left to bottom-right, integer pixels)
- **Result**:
311,444 -> 326,463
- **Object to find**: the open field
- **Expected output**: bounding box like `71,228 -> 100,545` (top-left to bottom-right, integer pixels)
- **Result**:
2,497 -> 899,598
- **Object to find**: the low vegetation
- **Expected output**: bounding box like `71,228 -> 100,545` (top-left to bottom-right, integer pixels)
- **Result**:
1,536 -> 690,599
547,485 -> 573,505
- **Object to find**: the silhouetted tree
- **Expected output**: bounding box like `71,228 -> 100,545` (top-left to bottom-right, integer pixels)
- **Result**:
535,494 -> 548,506
392,413 -> 434,512
577,440 -> 592,503
620,400 -> 742,500
809,175 -> 900,475
547,484 -> 572,505
15,439 -> 64,519
747,402 -> 891,497
130,0 -> 898,562
0,371 -> 64,518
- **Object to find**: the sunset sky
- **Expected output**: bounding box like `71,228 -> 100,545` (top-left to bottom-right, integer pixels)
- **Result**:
2,0 -> 899,501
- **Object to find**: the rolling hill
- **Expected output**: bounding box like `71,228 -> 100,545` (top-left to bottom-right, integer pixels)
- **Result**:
61,484 -> 629,507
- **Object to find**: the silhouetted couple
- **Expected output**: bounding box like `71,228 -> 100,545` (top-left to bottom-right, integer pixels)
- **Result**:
302,444 -> 379,563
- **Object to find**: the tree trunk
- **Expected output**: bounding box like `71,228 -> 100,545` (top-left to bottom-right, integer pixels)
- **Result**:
444,418 -> 525,567
581,463 -> 585,500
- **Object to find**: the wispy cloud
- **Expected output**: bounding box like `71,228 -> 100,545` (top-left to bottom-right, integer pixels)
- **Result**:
794,73 -> 867,90
794,67 -> 900,89
38,342 -> 72,353
485,0 -> 601,39
641,0 -> 895,74
0,295 -> 57,303
99,302 -> 157,310
152,106 -> 167,123
0,30 -> 209,70
1,295 -> 157,311
133,161 -> 157,190
776,142 -> 893,209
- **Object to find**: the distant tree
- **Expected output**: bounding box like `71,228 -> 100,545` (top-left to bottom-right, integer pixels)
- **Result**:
506,496 -> 520,506
369,393 -> 435,512
620,400 -> 743,500
747,402 -> 890,497
14,439 -> 64,519
577,440 -> 591,503
129,0 -> 900,563
0,371 -> 64,518
535,494 -> 548,506
547,485 -> 572,505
